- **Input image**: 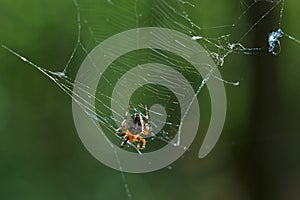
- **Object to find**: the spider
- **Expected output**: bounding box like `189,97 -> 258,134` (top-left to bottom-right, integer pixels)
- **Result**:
114,105 -> 149,150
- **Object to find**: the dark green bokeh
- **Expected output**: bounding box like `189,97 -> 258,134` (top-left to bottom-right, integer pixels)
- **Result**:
1,0 -> 300,200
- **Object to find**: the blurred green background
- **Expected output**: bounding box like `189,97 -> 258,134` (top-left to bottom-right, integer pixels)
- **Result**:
1,0 -> 300,200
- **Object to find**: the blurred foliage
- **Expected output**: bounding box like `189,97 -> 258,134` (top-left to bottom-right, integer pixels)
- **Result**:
1,0 -> 300,200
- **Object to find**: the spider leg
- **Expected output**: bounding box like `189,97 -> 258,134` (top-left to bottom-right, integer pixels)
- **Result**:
135,136 -> 146,150
136,137 -> 141,149
114,105 -> 130,133
115,129 -> 126,136
139,137 -> 146,150
121,104 -> 130,130
142,105 -> 149,135
120,136 -> 129,148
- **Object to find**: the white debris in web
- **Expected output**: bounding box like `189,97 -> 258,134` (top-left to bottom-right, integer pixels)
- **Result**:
268,28 -> 284,55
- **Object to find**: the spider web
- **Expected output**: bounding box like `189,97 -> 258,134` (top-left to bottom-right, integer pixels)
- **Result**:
2,0 -> 300,199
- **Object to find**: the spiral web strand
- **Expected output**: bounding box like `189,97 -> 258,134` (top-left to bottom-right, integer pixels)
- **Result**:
2,0 -> 300,199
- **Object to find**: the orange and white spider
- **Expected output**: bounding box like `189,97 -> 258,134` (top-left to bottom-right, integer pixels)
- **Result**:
115,105 -> 149,150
